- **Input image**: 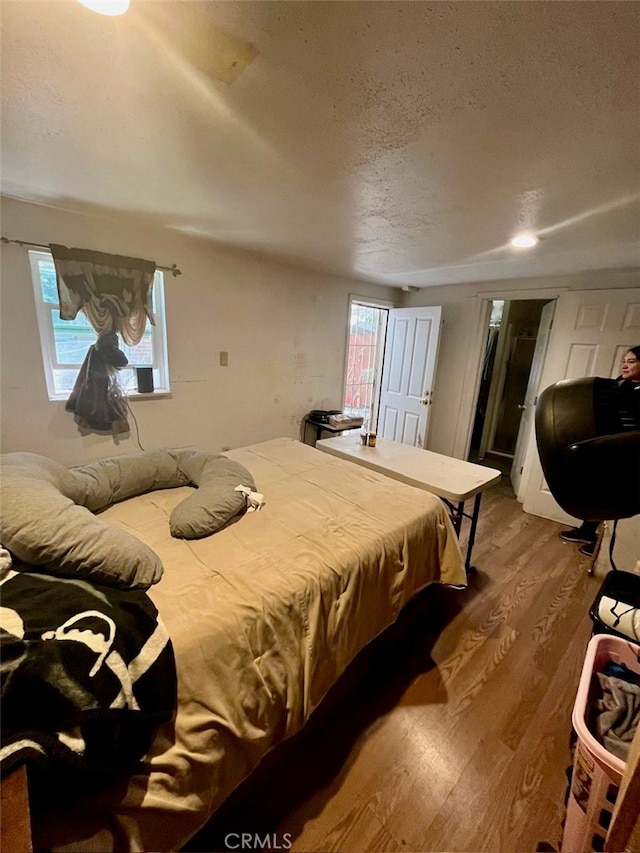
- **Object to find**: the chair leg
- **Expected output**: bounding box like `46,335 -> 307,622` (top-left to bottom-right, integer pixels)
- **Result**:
583,523 -> 607,576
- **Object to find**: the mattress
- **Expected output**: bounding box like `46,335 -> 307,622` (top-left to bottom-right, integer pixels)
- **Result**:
39,438 -> 465,852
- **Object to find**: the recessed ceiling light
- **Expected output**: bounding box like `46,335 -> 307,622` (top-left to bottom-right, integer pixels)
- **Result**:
77,0 -> 130,16
510,232 -> 539,249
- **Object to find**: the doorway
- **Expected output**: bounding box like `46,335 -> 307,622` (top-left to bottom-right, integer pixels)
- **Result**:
469,299 -> 552,483
342,300 -> 443,449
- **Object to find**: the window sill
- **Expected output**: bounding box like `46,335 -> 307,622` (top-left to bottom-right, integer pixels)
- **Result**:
49,389 -> 172,402
127,390 -> 172,400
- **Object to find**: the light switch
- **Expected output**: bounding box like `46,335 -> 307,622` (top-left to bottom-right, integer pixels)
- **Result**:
220,351 -> 229,367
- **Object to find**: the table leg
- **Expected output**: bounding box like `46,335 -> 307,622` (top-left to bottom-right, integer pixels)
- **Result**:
303,419 -> 324,446
465,493 -> 482,572
452,500 -> 464,536
444,495 -> 481,572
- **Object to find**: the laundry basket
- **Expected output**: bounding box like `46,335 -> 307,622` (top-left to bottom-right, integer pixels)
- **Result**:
561,633 -> 640,853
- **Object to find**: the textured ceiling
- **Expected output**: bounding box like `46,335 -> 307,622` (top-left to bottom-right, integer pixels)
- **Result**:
1,0 -> 639,288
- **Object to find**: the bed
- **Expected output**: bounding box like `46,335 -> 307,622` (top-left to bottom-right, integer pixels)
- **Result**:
1,437 -> 465,852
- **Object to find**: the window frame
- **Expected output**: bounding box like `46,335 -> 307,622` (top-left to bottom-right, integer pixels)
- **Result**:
342,294 -> 393,427
29,249 -> 170,401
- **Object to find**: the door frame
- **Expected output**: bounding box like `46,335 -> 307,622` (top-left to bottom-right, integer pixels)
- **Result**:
477,301 -> 513,458
510,299 -> 556,497
454,286 -> 569,463
343,294 -> 395,425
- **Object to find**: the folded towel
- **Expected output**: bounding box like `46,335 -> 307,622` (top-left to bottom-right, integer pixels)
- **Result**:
234,484 -> 266,512
328,414 -> 363,428
598,594 -> 640,642
595,672 -> 640,761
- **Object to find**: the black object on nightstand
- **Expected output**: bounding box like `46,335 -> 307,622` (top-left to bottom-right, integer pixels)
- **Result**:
303,412 -> 362,446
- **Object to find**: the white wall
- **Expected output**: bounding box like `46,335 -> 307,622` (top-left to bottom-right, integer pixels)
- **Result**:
400,270 -> 640,458
3,195 -> 639,468
0,196 -> 397,465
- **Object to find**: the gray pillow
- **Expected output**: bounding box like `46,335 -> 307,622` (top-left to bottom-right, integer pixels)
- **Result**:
170,451 -> 256,538
0,449 -> 256,590
0,452 -> 163,590
71,449 -> 191,511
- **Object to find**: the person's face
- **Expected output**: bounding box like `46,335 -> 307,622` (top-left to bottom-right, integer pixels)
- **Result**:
620,351 -> 640,381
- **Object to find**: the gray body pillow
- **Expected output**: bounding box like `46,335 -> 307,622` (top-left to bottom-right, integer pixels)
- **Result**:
0,449 -> 256,590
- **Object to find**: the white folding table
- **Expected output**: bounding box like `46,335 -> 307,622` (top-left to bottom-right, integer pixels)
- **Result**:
316,434 -> 502,571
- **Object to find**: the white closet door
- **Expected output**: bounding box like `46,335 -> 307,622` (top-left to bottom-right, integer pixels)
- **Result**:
521,288 -> 640,522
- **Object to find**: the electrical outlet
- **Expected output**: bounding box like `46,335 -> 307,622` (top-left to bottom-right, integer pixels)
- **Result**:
219,351 -> 229,367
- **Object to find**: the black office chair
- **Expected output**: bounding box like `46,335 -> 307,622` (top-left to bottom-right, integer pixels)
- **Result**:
535,377 -> 640,522
535,376 -> 640,640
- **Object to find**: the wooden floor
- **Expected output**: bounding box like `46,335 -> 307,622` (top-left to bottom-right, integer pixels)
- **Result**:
185,478 -> 602,853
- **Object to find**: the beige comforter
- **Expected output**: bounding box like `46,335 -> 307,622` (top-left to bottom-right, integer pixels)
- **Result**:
42,438 -> 465,852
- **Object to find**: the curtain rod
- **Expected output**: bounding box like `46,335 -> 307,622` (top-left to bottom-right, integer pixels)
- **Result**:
0,236 -> 182,277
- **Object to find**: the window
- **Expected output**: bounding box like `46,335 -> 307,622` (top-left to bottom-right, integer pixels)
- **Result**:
29,250 -> 170,400
343,299 -> 389,426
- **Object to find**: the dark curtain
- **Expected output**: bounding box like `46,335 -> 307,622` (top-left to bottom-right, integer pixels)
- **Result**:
65,331 -> 130,434
50,245 -> 156,435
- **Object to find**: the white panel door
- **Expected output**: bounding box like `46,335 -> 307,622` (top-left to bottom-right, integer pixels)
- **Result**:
379,307 -> 442,448
520,288 -> 640,522
511,300 -> 556,497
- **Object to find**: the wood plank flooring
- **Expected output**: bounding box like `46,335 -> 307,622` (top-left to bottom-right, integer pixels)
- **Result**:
184,478 -> 602,853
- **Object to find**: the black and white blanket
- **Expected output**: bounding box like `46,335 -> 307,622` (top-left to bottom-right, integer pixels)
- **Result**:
0,567 -> 176,786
